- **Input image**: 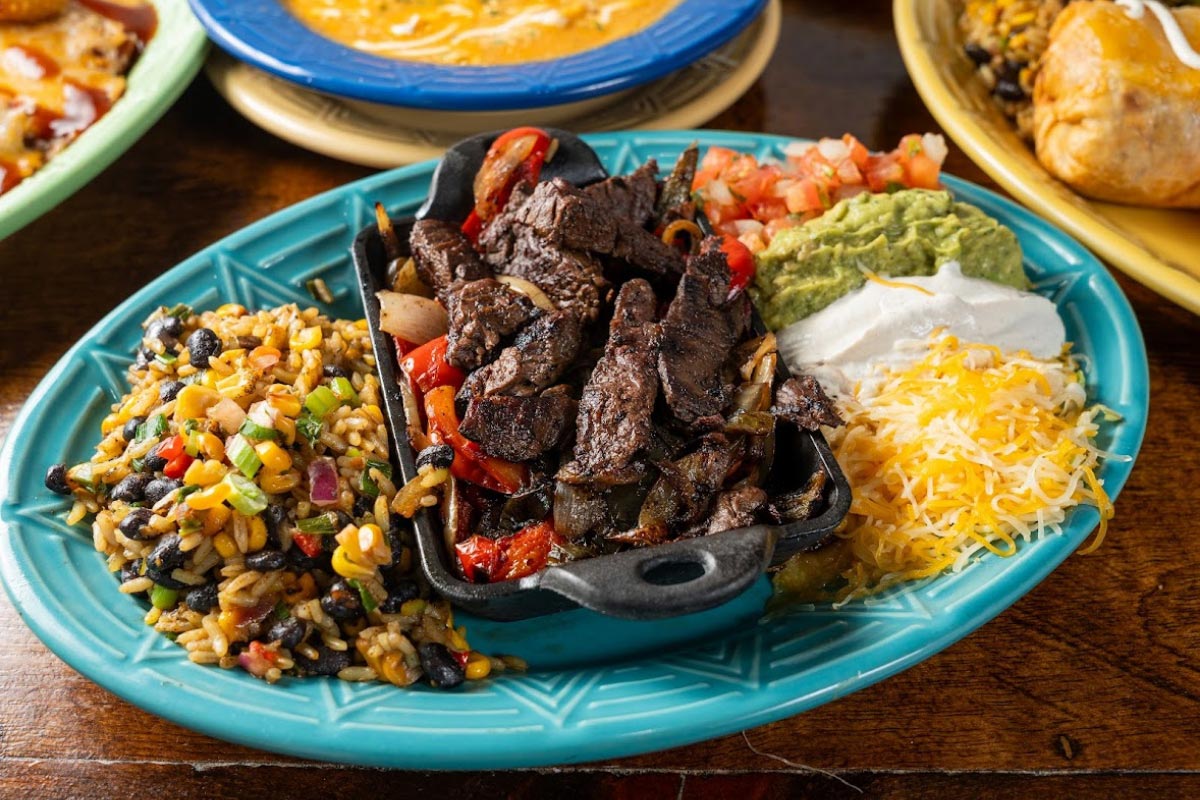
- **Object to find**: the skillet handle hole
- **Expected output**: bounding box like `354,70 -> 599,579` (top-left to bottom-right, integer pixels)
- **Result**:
640,559 -> 708,587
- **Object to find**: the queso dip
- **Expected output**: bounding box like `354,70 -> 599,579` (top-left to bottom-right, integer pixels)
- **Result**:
282,0 -> 680,66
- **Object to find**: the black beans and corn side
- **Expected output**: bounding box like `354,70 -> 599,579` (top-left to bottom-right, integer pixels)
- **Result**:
48,302 -> 522,687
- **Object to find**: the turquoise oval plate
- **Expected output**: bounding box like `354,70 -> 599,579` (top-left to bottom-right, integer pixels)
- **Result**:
0,131 -> 1148,768
0,0 -> 208,242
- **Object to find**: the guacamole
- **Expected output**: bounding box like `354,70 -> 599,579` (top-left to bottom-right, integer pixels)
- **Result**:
751,189 -> 1026,330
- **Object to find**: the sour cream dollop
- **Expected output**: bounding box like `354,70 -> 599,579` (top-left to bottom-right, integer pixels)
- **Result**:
776,262 -> 1066,395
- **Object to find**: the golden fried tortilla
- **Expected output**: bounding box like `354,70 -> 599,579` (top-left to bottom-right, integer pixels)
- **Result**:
1033,2 -> 1200,208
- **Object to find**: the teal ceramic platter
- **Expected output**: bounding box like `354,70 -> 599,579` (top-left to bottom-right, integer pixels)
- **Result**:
0,0 -> 208,241
0,131 -> 1148,768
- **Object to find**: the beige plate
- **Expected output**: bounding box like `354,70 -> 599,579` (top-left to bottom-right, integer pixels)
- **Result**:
895,0 -> 1200,315
206,0 -> 780,168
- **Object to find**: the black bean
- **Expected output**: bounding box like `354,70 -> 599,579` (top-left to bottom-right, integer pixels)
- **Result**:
111,474 -> 150,503
45,464 -> 71,495
119,558 -> 144,585
352,494 -> 372,518
994,79 -> 1026,101
334,510 -> 354,530
143,447 -> 169,473
245,550 -> 286,572
418,642 -> 465,689
378,580 -> 419,614
186,328 -> 222,365
147,533 -> 185,573
320,579 -> 362,621
159,381 -> 185,403
118,508 -> 155,540
143,478 -> 181,506
145,567 -> 187,590
322,364 -> 350,379
122,416 -> 146,443
964,42 -> 991,65
184,583 -> 219,612
285,546 -> 323,571
134,347 -> 155,369
265,616 -> 307,650
416,445 -> 454,470
145,317 -> 182,346
264,504 -> 289,535
292,644 -> 351,676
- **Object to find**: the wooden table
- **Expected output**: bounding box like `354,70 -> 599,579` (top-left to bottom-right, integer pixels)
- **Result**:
3,1 -> 1198,796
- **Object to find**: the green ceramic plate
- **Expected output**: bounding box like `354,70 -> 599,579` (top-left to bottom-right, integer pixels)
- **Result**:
0,0 -> 208,241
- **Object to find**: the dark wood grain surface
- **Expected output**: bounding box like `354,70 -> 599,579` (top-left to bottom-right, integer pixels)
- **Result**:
3,1 -> 1199,797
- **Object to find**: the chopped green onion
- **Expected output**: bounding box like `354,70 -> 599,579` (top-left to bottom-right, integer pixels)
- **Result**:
347,578 -> 378,613
226,434 -> 262,478
155,351 -> 178,366
136,414 -> 168,442
130,458 -> 145,473
296,514 -> 336,535
182,418 -> 200,434
150,584 -> 178,610
366,459 -> 393,480
166,303 -> 193,319
224,474 -> 268,515
164,632 -> 178,641
274,601 -> 290,620
330,377 -> 360,407
177,484 -> 200,499
297,410 -> 323,447
238,419 -> 278,441
184,432 -> 201,458
359,458 -> 394,498
304,386 -> 339,418
306,278 -> 334,304
179,515 -> 203,534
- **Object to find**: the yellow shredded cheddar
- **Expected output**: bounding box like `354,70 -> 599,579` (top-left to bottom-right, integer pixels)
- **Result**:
826,335 -> 1114,602
858,266 -> 936,297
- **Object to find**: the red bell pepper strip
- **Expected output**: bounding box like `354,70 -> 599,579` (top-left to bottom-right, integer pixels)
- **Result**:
156,434 -> 195,479
719,235 -> 756,297
292,533 -> 324,558
462,127 -> 553,242
454,520 -> 558,583
400,335 -> 466,394
455,535 -> 501,583
423,385 -> 526,494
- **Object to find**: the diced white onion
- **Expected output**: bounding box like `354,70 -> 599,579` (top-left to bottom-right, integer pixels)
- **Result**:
376,291 -> 448,346
707,178 -> 734,205
732,219 -> 765,235
817,138 -> 850,162
922,133 -> 948,165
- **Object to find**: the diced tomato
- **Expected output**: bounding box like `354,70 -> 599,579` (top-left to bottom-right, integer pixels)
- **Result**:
249,640 -> 279,665
156,434 -> 187,461
400,335 -> 466,393
843,134 -> 870,168
905,153 -> 942,190
720,236 -> 756,296
292,533 -> 324,558
452,649 -> 471,667
454,520 -> 558,583
163,454 -> 193,480
424,385 -> 527,494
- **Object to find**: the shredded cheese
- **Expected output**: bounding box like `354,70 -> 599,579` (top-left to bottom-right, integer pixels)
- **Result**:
825,335 -> 1114,603
858,266 -> 936,297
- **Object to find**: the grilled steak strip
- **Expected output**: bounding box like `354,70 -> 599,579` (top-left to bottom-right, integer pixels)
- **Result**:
459,386 -> 577,462
482,223 -> 608,323
583,160 -> 659,227
657,237 -> 741,426
409,219 -> 491,302
772,376 -> 844,430
559,279 -> 660,486
461,311 -> 583,398
656,145 -> 698,226
444,278 -> 539,371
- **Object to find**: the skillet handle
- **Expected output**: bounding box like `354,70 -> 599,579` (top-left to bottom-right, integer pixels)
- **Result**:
536,526 -> 778,620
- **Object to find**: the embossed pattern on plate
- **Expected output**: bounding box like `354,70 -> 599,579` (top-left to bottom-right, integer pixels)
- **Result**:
0,132 -> 1148,769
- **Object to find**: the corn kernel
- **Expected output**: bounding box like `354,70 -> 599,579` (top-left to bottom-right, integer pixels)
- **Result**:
362,404 -> 384,424
200,370 -> 220,388
254,440 -> 292,473
216,371 -> 253,400
465,654 -> 491,681
218,610 -> 239,640
202,504 -> 231,535
399,599 -> 426,617
247,516 -> 268,552
186,480 -> 232,510
175,385 -> 222,421
198,431 -> 225,460
289,326 -> 323,351
183,458 -> 227,487
284,572 -> 317,603
213,532 -> 239,559
274,415 -> 296,446
260,470 -> 300,494
216,303 -> 247,317
331,546 -> 375,581
448,628 -> 469,652
101,413 -> 121,436
266,388 -> 302,417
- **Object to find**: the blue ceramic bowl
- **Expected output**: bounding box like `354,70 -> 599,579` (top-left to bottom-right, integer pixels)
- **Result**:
188,0 -> 768,110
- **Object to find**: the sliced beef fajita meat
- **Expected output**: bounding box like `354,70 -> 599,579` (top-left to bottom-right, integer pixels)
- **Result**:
482,222 -> 608,322
583,160 -> 659,227
655,145 -> 699,226
459,385 -> 577,462
772,376 -> 843,430
704,486 -> 768,535
409,219 -> 491,301
558,279 -> 660,486
444,278 -> 539,371
461,311 -> 583,398
657,236 -> 743,426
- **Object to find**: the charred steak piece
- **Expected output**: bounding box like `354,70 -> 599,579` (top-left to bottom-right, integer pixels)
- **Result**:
409,219 -> 491,301
658,237 -> 742,426
445,279 -> 539,371
583,160 -> 659,227
772,376 -> 843,431
482,223 -> 607,323
507,179 -> 684,277
462,311 -> 583,398
559,279 -> 660,486
656,145 -> 699,226
459,386 -> 577,462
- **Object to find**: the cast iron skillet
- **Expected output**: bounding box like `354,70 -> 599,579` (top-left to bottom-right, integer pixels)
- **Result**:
353,129 -> 851,621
